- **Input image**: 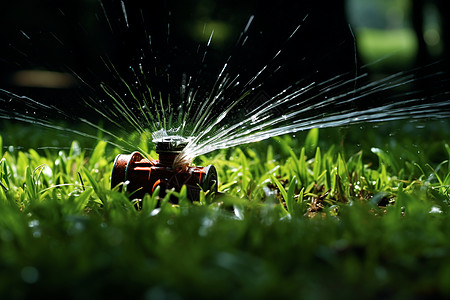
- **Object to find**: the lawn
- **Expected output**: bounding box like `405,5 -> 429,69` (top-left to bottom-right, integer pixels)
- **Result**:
1,120 -> 449,299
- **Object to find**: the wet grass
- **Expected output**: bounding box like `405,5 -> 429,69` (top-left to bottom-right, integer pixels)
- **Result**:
1,120 -> 450,299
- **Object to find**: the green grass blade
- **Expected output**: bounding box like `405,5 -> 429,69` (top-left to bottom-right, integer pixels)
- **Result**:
270,175 -> 289,214
297,187 -> 305,214
305,128 -> 319,157
83,167 -> 105,206
89,141 -> 107,169
25,166 -> 38,202
287,176 -> 297,215
313,147 -> 322,181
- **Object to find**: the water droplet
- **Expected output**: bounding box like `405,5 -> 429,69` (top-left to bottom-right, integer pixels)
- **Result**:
21,266 -> 39,284
20,30 -> 31,40
429,206 -> 442,214
150,208 -> 160,216
28,220 -> 39,228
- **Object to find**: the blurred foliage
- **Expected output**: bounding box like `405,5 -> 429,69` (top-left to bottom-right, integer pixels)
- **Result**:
347,0 -> 447,72
347,0 -> 412,29
356,28 -> 417,72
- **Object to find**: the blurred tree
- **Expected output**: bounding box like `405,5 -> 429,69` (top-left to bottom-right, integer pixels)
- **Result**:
412,0 -> 449,67
410,0 -> 449,98
412,0 -> 429,65
435,0 -> 449,67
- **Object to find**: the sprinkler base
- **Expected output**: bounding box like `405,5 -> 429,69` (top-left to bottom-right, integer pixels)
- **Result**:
111,151 -> 217,205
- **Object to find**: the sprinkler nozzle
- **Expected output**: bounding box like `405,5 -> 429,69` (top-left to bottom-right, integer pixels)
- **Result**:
111,136 -> 217,206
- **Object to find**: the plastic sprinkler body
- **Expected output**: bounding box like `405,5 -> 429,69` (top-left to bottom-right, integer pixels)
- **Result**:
111,136 -> 217,205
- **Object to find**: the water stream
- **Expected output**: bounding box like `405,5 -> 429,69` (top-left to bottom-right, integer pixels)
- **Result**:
1,2 -> 449,166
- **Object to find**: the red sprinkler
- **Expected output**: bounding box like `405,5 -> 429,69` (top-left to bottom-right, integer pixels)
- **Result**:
111,136 -> 217,205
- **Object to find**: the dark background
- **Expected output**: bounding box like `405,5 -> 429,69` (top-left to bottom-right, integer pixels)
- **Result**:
0,0 -> 449,119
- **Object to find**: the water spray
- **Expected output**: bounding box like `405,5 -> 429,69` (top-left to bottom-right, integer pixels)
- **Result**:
111,135 -> 218,205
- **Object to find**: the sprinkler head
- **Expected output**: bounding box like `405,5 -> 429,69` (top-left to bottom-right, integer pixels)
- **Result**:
154,135 -> 189,153
111,136 -> 217,207
153,135 -> 190,166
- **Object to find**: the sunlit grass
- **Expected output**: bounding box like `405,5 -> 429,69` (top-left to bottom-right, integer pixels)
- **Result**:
1,121 -> 450,299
